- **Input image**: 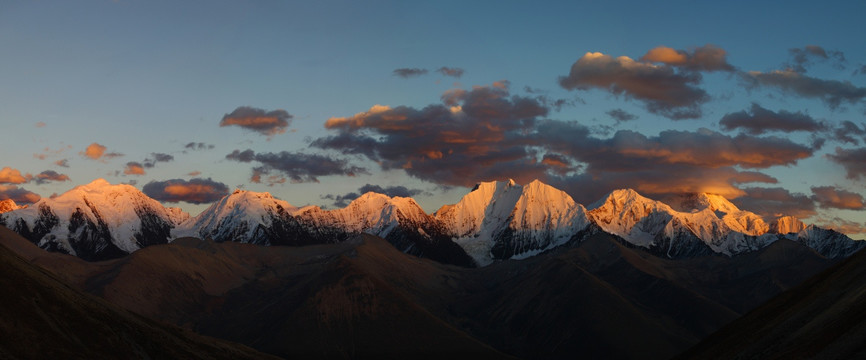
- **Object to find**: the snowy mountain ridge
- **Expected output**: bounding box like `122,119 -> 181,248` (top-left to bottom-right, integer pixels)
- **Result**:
1,178 -> 863,265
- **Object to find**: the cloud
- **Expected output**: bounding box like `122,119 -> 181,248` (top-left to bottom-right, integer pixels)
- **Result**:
314,83 -> 817,205
313,83 -> 551,186
640,44 -> 735,72
0,185 -> 40,204
143,152 -> 174,168
187,171 -> 201,177
437,67 -> 465,78
142,178 -> 229,204
538,124 -> 814,171
606,108 -> 638,123
184,142 -> 215,151
831,121 -> 866,145
814,217 -> 866,236
393,68 -> 428,78
35,122 -> 46,128
0,167 -> 32,184
226,149 -> 367,183
34,144 -> 73,161
219,106 -> 292,137
810,186 -> 865,210
54,159 -> 69,168
731,187 -> 816,220
322,183 -> 425,208
741,70 -> 866,109
80,142 -> 123,161
787,45 -> 846,73
827,147 -> 866,179
34,170 -> 70,185
719,103 -> 827,135
123,162 -> 146,175
559,51 -> 709,119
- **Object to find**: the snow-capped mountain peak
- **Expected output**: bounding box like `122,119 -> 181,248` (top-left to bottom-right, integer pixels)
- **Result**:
772,216 -> 807,234
0,178 -> 187,260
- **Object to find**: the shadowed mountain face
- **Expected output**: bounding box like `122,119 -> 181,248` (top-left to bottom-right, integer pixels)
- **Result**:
677,247 -> 866,360
0,225 -> 834,360
0,227 -> 277,360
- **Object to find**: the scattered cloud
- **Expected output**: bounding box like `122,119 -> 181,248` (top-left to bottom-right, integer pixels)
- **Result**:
393,68 -> 428,78
0,167 -> 32,184
437,66 -> 465,78
35,122 -> 46,128
33,144 -> 73,161
810,186 -> 865,210
187,171 -> 201,177
786,45 -> 846,73
143,152 -> 174,168
226,149 -> 367,183
34,170 -> 70,185
184,142 -> 215,151
54,159 -> 69,168
606,108 -> 638,123
731,187 -> 816,220
219,106 -> 292,138
827,147 -> 866,179
640,44 -> 735,72
741,70 -> 866,109
80,142 -> 123,161
0,185 -> 40,204
719,103 -> 827,135
142,178 -> 229,204
559,51 -> 709,119
123,162 -> 146,175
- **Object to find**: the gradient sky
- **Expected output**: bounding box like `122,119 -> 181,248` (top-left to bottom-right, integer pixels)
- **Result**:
2,1 -> 866,238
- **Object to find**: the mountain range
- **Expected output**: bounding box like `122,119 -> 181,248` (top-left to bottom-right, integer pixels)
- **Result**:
1,178 -> 863,265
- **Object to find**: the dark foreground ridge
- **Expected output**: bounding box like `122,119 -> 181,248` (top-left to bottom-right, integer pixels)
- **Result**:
0,226 -> 277,360
677,247 -> 866,360
0,225 -> 837,360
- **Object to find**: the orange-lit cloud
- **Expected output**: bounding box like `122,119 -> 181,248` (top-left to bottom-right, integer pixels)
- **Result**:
142,178 -> 229,204
54,159 -> 69,168
187,171 -> 201,177
219,106 -> 292,138
33,144 -> 73,161
80,142 -> 123,161
640,44 -> 735,72
123,162 -> 146,175
811,186 -> 865,210
0,167 -> 32,184
35,122 -> 46,128
314,82 -> 551,186
558,51 -> 708,119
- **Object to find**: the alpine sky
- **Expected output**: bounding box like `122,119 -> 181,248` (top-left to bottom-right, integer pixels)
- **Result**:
2,1 -> 866,238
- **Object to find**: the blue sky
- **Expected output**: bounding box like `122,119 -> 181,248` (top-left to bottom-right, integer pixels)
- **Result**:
2,0 -> 866,238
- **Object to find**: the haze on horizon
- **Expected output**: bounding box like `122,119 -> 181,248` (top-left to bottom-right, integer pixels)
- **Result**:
1,1 -> 865,239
